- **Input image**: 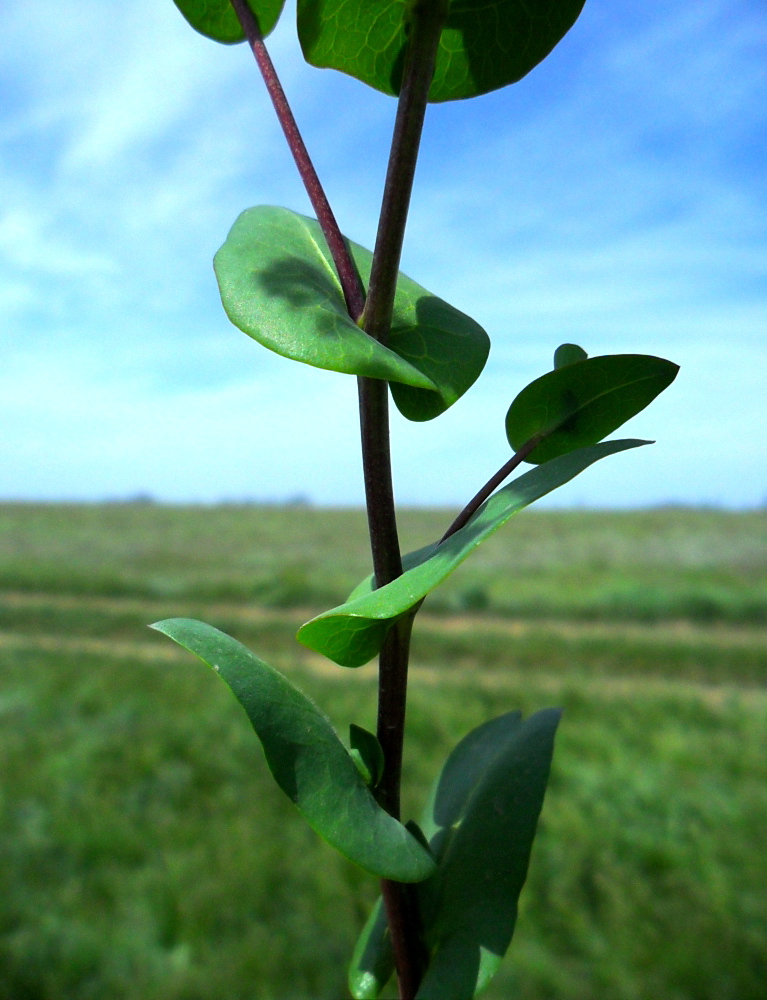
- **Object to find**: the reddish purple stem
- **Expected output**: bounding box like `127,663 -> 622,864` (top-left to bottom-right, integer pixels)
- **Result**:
228,0 -> 366,321
439,436 -> 542,543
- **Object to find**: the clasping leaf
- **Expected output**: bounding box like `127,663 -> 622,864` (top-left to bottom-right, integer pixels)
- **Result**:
214,206 -> 489,421
151,619 -> 435,882
298,439 -> 648,667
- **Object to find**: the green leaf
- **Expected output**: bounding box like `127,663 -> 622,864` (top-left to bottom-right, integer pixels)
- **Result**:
353,710 -> 561,998
348,897 -> 395,1000
150,619 -> 435,882
297,0 -> 587,103
298,439 -> 648,667
405,818 -> 432,852
349,748 -> 372,785
506,354 -> 679,464
419,711 -> 523,846
214,206 -> 489,421
172,0 -> 285,44
416,709 -> 561,999
553,342 -> 587,369
350,724 -> 385,789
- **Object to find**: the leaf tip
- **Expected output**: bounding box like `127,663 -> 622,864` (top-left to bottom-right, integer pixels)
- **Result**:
149,617 -> 193,636
349,724 -> 385,788
553,343 -> 588,369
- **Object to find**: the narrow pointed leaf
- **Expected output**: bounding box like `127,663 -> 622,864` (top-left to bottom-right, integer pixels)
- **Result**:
150,619 -> 435,882
298,439 -> 648,667
173,0 -> 285,44
214,206 -> 489,421
348,897 -> 395,1000
350,724 -> 385,789
506,354 -> 679,464
298,0 -> 587,103
416,709 -> 562,999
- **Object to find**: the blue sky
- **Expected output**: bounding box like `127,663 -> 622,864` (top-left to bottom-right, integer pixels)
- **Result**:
1,0 -> 765,506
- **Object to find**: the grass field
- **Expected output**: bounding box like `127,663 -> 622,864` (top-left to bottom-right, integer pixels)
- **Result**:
0,504 -> 765,999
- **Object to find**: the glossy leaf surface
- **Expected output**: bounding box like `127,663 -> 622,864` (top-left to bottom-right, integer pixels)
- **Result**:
298,0 -> 587,103
348,897 -> 394,1000
298,439 -> 648,667
151,619 -> 435,882
214,206 -> 489,421
173,0 -> 284,43
416,709 -> 561,999
506,354 -> 678,464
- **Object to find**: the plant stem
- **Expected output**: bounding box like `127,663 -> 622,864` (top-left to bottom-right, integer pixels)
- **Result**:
357,4 -> 449,998
229,0 -> 365,320
233,2 -> 447,993
439,435 -> 543,543
361,0 -> 449,341
378,615 -> 425,1000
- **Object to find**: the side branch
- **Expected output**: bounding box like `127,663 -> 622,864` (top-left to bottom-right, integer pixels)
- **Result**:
439,435 -> 542,542
229,0 -> 365,320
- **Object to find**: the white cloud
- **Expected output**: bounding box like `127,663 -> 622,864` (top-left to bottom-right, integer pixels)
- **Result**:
0,205 -> 115,275
1,0 -> 765,506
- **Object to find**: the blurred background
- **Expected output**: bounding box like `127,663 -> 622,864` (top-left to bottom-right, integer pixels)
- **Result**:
1,0 -> 765,997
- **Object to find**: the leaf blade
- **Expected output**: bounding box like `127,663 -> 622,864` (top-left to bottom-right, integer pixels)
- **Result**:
350,724 -> 385,789
173,0 -> 285,44
506,354 -> 678,464
214,206 -> 489,420
416,709 -> 562,999
297,0 -> 587,102
151,619 -> 435,882
297,439 -> 649,667
348,897 -> 395,1000
553,342 -> 587,369
420,711 -> 523,845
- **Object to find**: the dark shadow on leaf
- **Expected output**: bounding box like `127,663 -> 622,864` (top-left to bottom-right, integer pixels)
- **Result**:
389,294 -> 488,421
388,39 -> 408,95
297,0 -> 322,52
443,0 -> 585,97
257,256 -> 344,311
418,933 -> 483,999
388,295 -> 455,420
261,731 -> 300,803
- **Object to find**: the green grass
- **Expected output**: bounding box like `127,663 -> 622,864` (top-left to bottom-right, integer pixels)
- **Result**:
1,504 -> 766,622
0,504 -> 765,998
